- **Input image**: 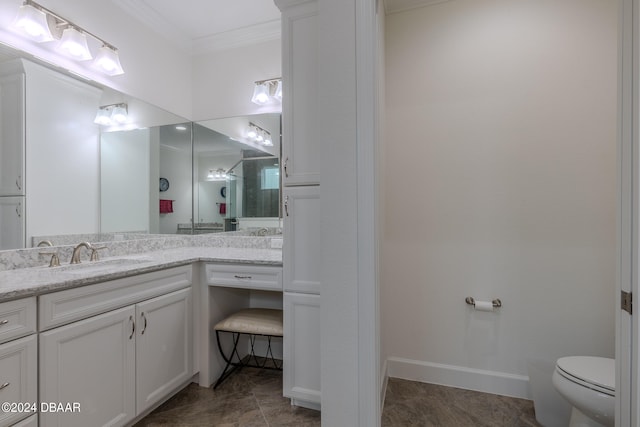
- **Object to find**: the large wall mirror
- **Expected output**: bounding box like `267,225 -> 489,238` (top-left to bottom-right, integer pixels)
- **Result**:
0,41 -> 280,249
100,114 -> 281,236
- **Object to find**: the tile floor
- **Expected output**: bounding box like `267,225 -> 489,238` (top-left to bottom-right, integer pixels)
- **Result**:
135,370 -> 541,426
381,378 -> 541,427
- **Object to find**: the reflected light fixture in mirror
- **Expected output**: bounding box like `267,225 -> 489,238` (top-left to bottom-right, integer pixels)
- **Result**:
246,122 -> 273,147
207,169 -> 227,181
11,0 -> 124,75
94,103 -> 128,126
251,78 -> 282,105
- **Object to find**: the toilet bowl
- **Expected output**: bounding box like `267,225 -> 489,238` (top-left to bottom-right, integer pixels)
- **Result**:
552,356 -> 615,427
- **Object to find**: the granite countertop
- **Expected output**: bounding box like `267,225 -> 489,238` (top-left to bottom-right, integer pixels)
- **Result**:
0,246 -> 282,303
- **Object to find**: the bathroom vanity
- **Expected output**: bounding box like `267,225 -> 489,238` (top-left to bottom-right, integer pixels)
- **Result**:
0,237 -> 294,427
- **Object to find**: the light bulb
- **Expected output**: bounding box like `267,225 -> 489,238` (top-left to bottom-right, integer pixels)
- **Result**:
93,46 -> 124,76
251,83 -> 269,105
110,105 -> 128,124
59,27 -> 92,60
13,4 -> 54,42
94,108 -> 111,126
247,128 -> 257,139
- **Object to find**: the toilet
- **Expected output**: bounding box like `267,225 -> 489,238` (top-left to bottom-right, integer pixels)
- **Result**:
552,356 -> 615,427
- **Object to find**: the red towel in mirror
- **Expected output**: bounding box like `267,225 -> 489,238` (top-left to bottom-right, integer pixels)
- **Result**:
160,199 -> 173,213
219,203 -> 226,215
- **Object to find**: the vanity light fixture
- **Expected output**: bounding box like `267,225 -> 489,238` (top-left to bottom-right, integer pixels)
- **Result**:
94,103 -> 128,126
11,0 -> 125,75
246,122 -> 273,147
250,78 -> 282,105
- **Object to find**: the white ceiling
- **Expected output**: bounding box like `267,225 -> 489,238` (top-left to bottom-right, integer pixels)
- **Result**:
0,0 -> 452,61
109,0 -> 451,53
110,0 -> 282,53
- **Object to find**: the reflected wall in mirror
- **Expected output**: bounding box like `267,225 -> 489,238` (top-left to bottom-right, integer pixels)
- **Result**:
100,122 -> 193,235
193,113 -> 281,234
100,113 -> 281,237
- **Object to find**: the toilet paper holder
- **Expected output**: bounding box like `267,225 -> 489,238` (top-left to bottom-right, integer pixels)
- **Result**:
465,297 -> 502,308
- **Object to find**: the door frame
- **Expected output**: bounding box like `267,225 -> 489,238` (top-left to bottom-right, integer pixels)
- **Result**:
618,0 -> 635,425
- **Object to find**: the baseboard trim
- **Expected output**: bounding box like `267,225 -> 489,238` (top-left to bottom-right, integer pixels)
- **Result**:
386,357 -> 531,399
380,359 -> 389,407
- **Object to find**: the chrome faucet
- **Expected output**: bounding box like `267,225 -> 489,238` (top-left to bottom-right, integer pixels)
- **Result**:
37,240 -> 53,247
70,242 -> 93,264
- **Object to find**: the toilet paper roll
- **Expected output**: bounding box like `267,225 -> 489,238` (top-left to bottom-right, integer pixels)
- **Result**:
474,300 -> 494,312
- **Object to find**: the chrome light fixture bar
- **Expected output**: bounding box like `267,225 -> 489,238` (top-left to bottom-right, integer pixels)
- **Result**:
246,122 -> 273,147
251,78 -> 282,105
94,103 -> 128,126
12,0 -> 124,75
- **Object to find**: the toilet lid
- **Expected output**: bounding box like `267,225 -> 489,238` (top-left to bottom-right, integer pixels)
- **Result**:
556,356 -> 615,393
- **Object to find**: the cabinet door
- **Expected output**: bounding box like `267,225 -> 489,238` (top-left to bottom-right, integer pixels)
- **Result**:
0,335 -> 37,427
283,186 -> 321,294
136,288 -> 192,415
280,0 -> 319,186
283,292 -> 321,407
0,196 -> 24,250
39,306 -> 136,427
0,72 -> 25,196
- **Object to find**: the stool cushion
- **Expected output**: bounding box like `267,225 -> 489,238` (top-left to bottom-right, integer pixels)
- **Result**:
214,308 -> 283,336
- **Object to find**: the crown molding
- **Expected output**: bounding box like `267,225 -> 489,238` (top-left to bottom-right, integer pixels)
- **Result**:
384,0 -> 451,15
110,0 -> 192,50
192,19 -> 281,55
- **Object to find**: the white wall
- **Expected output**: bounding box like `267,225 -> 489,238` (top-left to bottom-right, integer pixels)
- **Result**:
192,39 -> 281,121
0,0 -> 193,119
158,145 -> 192,234
382,0 -> 617,398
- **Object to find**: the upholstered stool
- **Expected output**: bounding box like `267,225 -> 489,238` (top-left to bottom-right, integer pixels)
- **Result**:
213,308 -> 283,388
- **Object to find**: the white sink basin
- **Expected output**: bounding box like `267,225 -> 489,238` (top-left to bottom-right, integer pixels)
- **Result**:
49,257 -> 154,275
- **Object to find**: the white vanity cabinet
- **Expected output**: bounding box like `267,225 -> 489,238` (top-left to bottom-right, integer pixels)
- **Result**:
276,0 -> 322,410
277,0 -> 319,187
0,297 -> 37,427
0,197 -> 25,251
0,70 -> 25,197
39,266 -> 193,427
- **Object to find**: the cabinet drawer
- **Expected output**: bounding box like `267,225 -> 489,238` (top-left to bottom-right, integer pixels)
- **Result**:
0,297 -> 36,345
0,335 -> 37,427
205,264 -> 282,291
39,266 -> 192,331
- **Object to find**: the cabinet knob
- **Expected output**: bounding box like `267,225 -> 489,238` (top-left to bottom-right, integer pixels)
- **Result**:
0,319 -> 8,326
0,382 -> 9,390
15,176 -> 21,191
284,157 -> 289,178
234,275 -> 252,280
284,196 -> 289,217
15,203 -> 21,218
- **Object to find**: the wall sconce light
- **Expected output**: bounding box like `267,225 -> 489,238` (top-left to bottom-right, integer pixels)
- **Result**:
94,103 -> 128,126
250,78 -> 282,105
11,0 -> 125,75
246,122 -> 273,147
